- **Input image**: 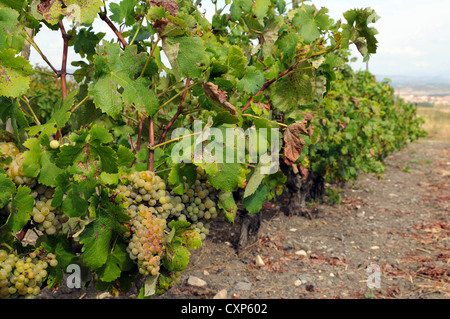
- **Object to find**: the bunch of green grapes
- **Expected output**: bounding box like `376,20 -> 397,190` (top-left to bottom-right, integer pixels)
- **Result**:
0,142 -> 20,165
116,168 -> 221,241
0,248 -> 58,299
0,142 -> 35,186
30,184 -> 69,236
167,167 -> 220,240
116,170 -> 177,220
6,155 -> 34,186
126,206 -> 166,276
121,171 -> 166,206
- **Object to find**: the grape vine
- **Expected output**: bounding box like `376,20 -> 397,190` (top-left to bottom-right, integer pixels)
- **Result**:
0,0 -> 425,299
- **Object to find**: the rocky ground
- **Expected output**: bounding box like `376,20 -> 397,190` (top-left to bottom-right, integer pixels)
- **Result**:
39,138 -> 449,299
161,138 -> 450,300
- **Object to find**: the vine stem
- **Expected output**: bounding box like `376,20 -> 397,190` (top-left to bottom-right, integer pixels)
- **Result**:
181,105 -> 200,115
25,33 -> 59,76
156,79 -> 185,98
98,12 -> 128,48
242,57 -> 306,112
158,78 -> 191,145
59,22 -> 69,101
148,117 -> 155,171
34,68 -> 58,78
136,114 -> 146,152
17,105 -> 34,123
241,113 -> 288,128
155,167 -> 171,174
122,113 -> 139,125
157,80 -> 200,112
150,131 -> 201,151
67,66 -> 94,77
70,95 -> 91,113
0,243 -> 14,252
140,36 -> 160,78
129,14 -> 145,46
241,43 -> 340,113
20,96 -> 41,125
56,21 -> 69,140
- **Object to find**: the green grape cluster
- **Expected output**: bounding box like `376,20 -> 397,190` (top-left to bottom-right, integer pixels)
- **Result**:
127,206 -> 166,276
30,184 -> 69,236
116,168 -> 221,242
0,142 -> 20,165
115,168 -> 222,279
117,171 -> 167,210
0,249 -> 58,299
0,142 -> 34,185
168,167 -> 219,240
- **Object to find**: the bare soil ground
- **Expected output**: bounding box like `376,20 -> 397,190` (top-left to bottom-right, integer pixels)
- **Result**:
39,137 -> 449,299
161,138 -> 450,300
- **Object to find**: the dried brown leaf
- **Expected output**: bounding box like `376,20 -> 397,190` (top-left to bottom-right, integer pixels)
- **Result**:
202,82 -> 237,115
283,120 -> 313,165
351,96 -> 360,106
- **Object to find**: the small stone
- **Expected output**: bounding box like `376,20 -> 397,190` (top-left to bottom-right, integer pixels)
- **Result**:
213,289 -> 228,299
370,246 -> 380,250
203,270 -> 210,276
330,273 -> 335,277
295,250 -> 307,257
356,210 -> 365,218
289,228 -> 297,232
97,292 -> 113,299
255,255 -> 265,267
235,282 -> 252,291
299,276 -> 309,284
389,193 -> 398,197
294,279 -> 302,287
187,276 -> 207,287
225,241 -> 232,246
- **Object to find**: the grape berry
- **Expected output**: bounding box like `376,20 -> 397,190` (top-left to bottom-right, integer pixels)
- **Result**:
0,249 -> 58,299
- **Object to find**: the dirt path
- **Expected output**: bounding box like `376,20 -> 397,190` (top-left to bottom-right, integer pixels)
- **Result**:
162,138 -> 450,299
38,138 -> 449,299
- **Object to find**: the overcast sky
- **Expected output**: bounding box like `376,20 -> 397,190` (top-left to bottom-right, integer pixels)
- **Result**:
29,0 -> 450,82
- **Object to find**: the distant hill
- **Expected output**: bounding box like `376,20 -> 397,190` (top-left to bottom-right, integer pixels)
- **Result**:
373,75 -> 450,96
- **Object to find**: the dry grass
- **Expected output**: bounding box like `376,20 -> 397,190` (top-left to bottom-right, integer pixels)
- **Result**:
416,106 -> 450,141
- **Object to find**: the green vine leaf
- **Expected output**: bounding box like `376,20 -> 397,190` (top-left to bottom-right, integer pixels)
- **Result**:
243,184 -> 269,214
3,185 -> 34,232
88,42 -> 159,117
0,7 -> 25,52
109,0 -> 138,26
292,5 -> 332,43
79,199 -> 129,269
31,0 -> 103,25
0,173 -> 15,209
175,37 -> 210,79
201,163 -> 246,192
0,49 -> 33,97
97,243 -> 131,282
218,191 -> 238,224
